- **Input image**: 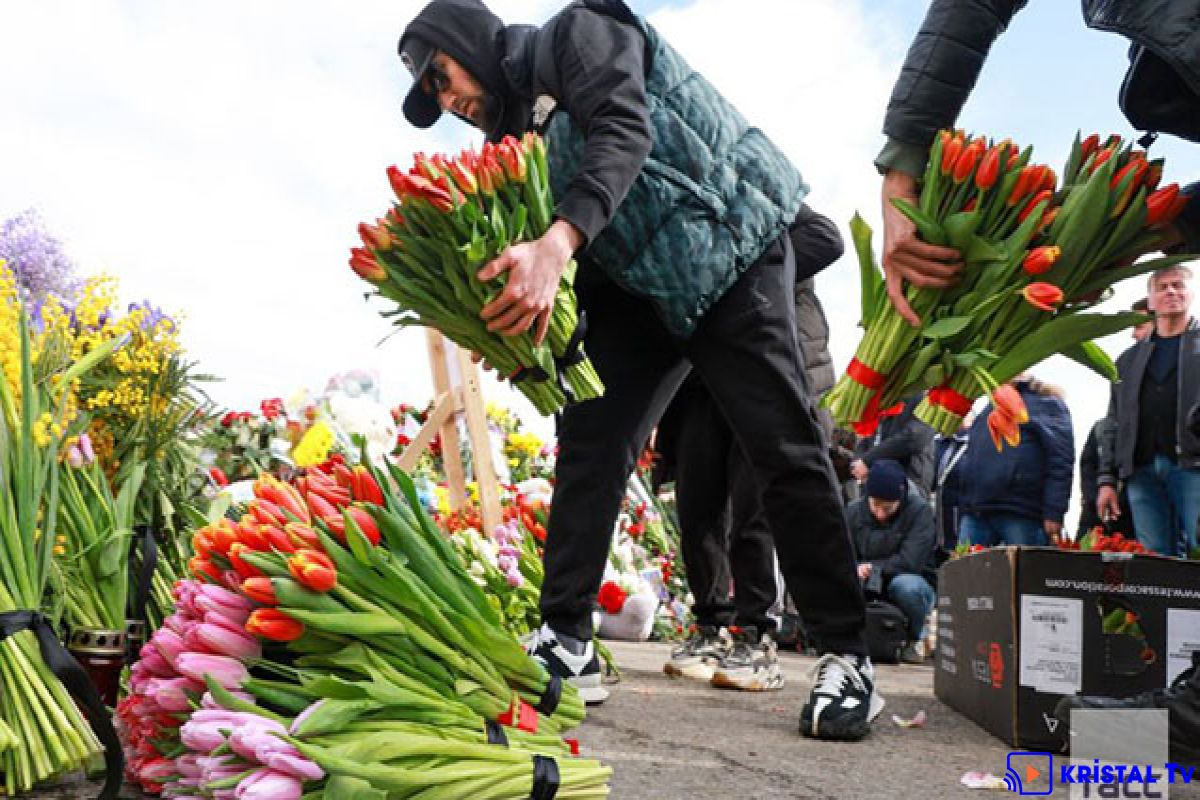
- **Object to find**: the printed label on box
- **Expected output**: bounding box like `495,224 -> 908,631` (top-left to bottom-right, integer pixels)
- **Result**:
1019,594 -> 1083,695
1166,608 -> 1200,685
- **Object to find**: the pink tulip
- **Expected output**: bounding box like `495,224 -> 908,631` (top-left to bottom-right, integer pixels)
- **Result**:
175,653 -> 249,689
288,699 -> 325,735
138,646 -> 176,678
228,719 -> 289,762
190,623 -> 262,661
201,690 -> 255,710
195,584 -> 253,625
235,769 -> 302,800
164,612 -> 196,635
153,628 -> 186,663
264,752 -> 324,781
148,676 -> 205,712
181,716 -> 234,752
176,754 -> 203,780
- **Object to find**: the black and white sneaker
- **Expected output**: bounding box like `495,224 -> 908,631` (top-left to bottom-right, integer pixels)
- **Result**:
526,624 -> 609,705
799,653 -> 884,740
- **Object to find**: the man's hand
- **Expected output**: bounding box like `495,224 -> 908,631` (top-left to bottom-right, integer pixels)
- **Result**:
857,563 -> 873,582
850,459 -> 870,483
478,219 -> 583,345
881,169 -> 963,326
1097,485 -> 1122,521
1043,520 -> 1062,545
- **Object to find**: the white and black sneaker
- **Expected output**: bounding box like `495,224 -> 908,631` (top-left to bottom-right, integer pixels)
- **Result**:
799,653 -> 885,740
664,625 -> 730,682
526,624 -> 609,705
711,628 -> 784,691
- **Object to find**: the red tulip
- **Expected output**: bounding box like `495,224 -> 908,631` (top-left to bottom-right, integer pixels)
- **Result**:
952,139 -> 986,184
1079,133 -> 1100,163
1018,189 -> 1053,223
357,221 -> 393,252
987,409 -> 1022,451
497,137 -> 528,184
1089,147 -> 1115,174
349,247 -> 385,283
1007,165 -> 1040,207
1022,282 -> 1064,312
208,467 -> 229,487
242,576 -> 278,606
1146,184 -> 1187,229
991,384 -> 1029,425
975,145 -> 1002,191
190,556 -> 223,585
246,608 -> 304,642
1022,245 -> 1061,276
351,466 -> 384,505
446,158 -> 478,196
288,550 -> 338,593
228,542 -> 263,580
284,522 -> 321,550
940,133 -> 965,175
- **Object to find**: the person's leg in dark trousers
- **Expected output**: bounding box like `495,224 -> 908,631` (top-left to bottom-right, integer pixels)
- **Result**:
540,281 -> 689,642
672,382 -> 738,630
685,236 -> 866,659
725,443 -> 779,635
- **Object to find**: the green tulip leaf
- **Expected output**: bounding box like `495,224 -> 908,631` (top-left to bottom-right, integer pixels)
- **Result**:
921,315 -> 973,340
1063,340 -> 1119,382
850,213 -> 883,327
943,209 -> 982,251
990,311 -> 1146,385
964,235 -> 1007,264
890,198 -> 948,247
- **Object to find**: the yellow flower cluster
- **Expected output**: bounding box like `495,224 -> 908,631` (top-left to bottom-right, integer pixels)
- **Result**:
293,421 -> 335,467
0,260 -> 182,455
505,431 -> 543,459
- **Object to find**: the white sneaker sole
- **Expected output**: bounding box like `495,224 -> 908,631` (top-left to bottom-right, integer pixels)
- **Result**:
664,661 -> 716,682
711,670 -> 785,692
569,673 -> 610,705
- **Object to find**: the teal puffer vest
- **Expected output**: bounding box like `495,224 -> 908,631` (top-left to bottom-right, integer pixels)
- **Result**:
543,20 -> 807,340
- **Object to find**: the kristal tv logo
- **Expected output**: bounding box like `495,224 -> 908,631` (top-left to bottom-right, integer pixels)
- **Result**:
1006,752 -> 1053,795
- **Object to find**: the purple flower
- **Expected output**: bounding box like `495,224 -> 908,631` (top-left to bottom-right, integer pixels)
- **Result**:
0,209 -> 78,300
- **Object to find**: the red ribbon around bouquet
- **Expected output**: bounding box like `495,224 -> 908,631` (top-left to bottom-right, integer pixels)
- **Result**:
927,385 -> 973,417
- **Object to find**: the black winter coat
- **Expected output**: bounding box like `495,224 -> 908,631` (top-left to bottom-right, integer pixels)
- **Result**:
846,484 -> 937,587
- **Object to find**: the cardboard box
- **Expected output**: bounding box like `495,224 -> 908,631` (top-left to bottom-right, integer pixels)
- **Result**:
934,547 -> 1200,750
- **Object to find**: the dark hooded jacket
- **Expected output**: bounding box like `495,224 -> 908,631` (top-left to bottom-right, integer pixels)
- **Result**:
873,0 -> 1200,252
400,0 -> 806,339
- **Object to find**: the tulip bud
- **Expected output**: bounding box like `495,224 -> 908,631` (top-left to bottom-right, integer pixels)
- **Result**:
1022,245 -> 1062,276
940,133 -> 965,175
1079,133 -> 1100,163
287,550 -> 338,593
242,576 -> 278,606
357,221 -> 393,252
1146,183 -> 1187,229
246,608 -> 305,642
1018,189 -> 1053,223
446,158 -> 478,196
952,139 -> 986,183
497,137 -> 528,184
974,145 -> 1002,192
1007,165 -> 1039,207
1021,282 -> 1064,312
349,247 -> 385,284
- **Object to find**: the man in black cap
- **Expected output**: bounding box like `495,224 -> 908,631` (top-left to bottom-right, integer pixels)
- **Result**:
845,459 -> 937,664
397,0 -> 880,740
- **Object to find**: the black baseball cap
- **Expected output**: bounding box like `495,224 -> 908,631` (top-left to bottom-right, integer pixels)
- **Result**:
399,35 -> 442,129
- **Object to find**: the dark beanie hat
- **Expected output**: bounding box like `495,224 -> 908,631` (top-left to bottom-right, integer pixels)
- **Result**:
865,459 -> 907,502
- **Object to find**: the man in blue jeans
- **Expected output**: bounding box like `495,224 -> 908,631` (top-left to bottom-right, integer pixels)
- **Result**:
846,460 -> 937,664
1099,266 -> 1200,557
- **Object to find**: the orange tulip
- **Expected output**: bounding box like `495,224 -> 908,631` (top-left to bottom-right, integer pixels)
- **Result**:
940,133 -> 965,175
991,384 -> 1029,425
1022,282 -> 1064,312
975,145 -> 1002,191
952,139 -> 986,183
288,550 -> 338,593
1079,133 -> 1100,163
242,577 -> 278,606
349,247 -> 385,283
190,556 -> 223,585
246,608 -> 304,642
357,221 -> 392,252
1007,165 -> 1039,207
1022,245 -> 1062,276
1018,189 -> 1053,223
228,542 -> 263,580
987,409 -> 1022,451
1146,184 -> 1187,229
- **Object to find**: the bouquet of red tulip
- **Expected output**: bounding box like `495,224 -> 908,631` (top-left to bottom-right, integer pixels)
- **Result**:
826,130 -> 1193,445
350,134 -> 604,415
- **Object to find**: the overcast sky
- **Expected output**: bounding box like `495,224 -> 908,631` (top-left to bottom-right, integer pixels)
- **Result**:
2,0 -> 1198,527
